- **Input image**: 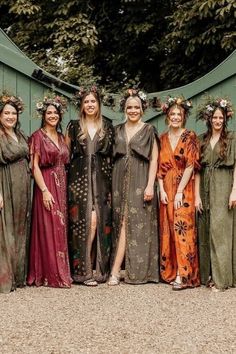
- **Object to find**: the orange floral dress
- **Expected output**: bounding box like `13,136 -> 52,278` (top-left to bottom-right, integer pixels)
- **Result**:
158,129 -> 200,287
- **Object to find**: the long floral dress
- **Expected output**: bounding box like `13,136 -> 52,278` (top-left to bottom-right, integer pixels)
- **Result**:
67,118 -> 114,283
0,129 -> 30,293
198,132 -> 236,289
112,123 -> 159,284
27,129 -> 72,288
158,129 -> 200,287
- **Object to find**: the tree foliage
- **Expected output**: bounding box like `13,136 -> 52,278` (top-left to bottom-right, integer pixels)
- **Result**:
0,0 -> 235,91
160,0 -> 236,88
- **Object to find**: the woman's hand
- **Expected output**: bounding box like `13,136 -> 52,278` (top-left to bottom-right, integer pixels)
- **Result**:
160,189 -> 169,204
144,185 -> 154,202
42,190 -> 55,211
195,194 -> 203,213
229,189 -> 236,209
174,192 -> 183,210
0,193 -> 3,210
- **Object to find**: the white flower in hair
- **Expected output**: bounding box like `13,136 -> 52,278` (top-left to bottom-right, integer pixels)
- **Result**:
206,104 -> 213,111
36,102 -> 44,109
220,99 -> 227,108
138,91 -> 146,101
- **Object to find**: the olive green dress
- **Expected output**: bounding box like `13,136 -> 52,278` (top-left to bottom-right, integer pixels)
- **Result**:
0,130 -> 31,293
198,132 -> 236,289
112,123 -> 159,284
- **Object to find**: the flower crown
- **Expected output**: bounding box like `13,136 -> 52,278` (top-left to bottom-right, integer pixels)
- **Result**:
161,96 -> 192,114
196,96 -> 234,122
72,85 -> 101,109
36,92 -> 68,116
119,88 -> 148,112
0,91 -> 24,113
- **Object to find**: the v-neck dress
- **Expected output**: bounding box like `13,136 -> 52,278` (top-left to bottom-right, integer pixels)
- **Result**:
197,131 -> 236,289
158,129 -> 200,287
0,129 -> 31,293
67,119 -> 114,283
112,123 -> 159,284
27,129 -> 72,288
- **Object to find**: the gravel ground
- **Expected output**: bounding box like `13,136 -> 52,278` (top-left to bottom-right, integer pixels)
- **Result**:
0,283 -> 235,354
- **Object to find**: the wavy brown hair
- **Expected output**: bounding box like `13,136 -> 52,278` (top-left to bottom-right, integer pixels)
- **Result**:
165,104 -> 187,127
201,107 -> 228,160
0,102 -> 21,133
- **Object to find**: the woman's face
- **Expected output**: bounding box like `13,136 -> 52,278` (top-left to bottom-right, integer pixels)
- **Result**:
44,105 -> 60,129
83,93 -> 99,118
0,104 -> 18,130
211,108 -> 224,132
126,98 -> 142,123
167,107 -> 184,129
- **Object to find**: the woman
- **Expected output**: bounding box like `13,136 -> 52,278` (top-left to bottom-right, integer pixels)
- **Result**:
27,93 -> 72,288
66,86 -> 114,286
0,92 -> 30,293
108,89 -> 159,285
158,96 -> 200,290
195,97 -> 236,291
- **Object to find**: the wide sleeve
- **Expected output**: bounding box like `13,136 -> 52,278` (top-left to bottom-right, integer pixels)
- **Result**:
130,124 -> 158,161
185,131 -> 201,171
0,132 -> 7,165
29,131 -> 41,158
98,119 -> 114,157
66,120 -> 78,142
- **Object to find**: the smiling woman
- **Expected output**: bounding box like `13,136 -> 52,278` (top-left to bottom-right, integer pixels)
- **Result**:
66,85 -> 114,286
27,93 -> 72,288
108,89 -> 159,286
158,96 -> 200,291
195,96 -> 236,291
0,93 -> 30,293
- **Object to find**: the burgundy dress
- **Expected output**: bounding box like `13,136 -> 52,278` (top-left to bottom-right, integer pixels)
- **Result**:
27,129 -> 72,288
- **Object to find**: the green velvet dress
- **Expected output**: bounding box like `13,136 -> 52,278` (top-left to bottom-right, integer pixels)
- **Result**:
198,131 -> 236,289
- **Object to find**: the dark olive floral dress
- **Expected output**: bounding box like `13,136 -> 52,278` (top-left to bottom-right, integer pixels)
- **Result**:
67,118 -> 114,282
112,123 -> 159,284
0,129 -> 31,293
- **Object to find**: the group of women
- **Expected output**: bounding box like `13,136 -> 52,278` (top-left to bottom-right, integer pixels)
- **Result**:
0,87 -> 235,294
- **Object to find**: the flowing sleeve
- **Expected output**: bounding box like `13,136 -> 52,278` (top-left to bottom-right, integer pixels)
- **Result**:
66,120 -> 79,142
0,132 -> 7,165
99,119 -> 114,157
157,133 -> 172,179
186,131 -> 201,172
29,130 -> 41,158
131,124 -> 158,161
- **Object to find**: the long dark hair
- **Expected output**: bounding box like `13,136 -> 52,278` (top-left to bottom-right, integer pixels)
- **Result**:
41,104 -> 63,133
201,107 -> 228,159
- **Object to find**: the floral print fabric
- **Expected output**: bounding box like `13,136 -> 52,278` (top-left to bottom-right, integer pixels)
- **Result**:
112,123 -> 159,284
158,130 -> 200,287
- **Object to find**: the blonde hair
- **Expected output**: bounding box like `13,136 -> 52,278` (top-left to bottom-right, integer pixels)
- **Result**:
78,92 -> 104,141
124,96 -> 143,121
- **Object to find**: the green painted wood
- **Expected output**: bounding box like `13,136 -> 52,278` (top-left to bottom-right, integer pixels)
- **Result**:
0,28 -> 235,136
